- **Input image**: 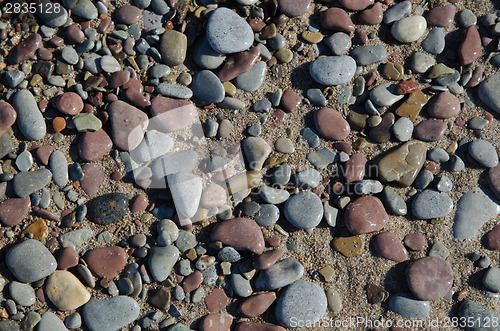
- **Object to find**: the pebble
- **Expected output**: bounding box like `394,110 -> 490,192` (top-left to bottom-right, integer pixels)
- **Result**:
255,204 -> 280,226
301,128 -> 320,148
324,32 -> 351,55
83,296 -> 140,331
321,8 -> 355,33
169,172 -> 202,219
391,16 -> 427,43
295,169 -> 321,188
404,233 -> 426,251
453,188 -> 500,240
12,89 -> 47,141
37,312 -> 67,331
306,89 -> 327,106
414,170 -> 434,189
72,0 -> 98,20
427,4 -> 456,27
428,148 -> 450,163
382,187 -> 407,216
412,52 -> 436,74
242,137 -> 271,171
149,245 -> 179,282
406,256 -> 453,300
115,5 -> 142,24
389,293 -> 430,319
6,239 -> 57,283
436,174 -> 453,192
478,73 -> 500,114
412,189 -> 453,219
275,137 -> 295,153
259,185 -> 290,204
358,3 -> 383,25
254,258 -> 304,290
345,196 -> 389,235
344,153 -> 366,182
468,140 -> 499,168
201,314 -> 232,331
254,249 -> 283,270
87,193 -> 128,225
414,119 -> 447,142
483,267 -> 500,292
212,218 -> 265,254
9,33 -> 43,64
421,28 -> 445,55
277,0 -> 311,17
284,191 -> 323,230
218,47 -> 260,82
45,270 -> 91,310
235,61 -> 266,92
0,197 -> 31,226
378,141 -> 426,186
206,8 -> 254,54
275,280 -> 327,328
49,150 -> 69,188
80,164 -> 105,195
85,246 -> 127,279
108,101 -> 148,151
370,83 -> 404,107
9,281 -> 35,306
350,45 -> 387,65
192,70 -> 225,104
309,56 -> 356,85
458,9 -> 477,27
13,168 -> 52,198
392,117 -> 413,142
384,1 -> 411,24
458,300 -> 500,330
240,292 -> 276,317
488,165 -> 500,200
5,70 -> 25,88
469,116 -> 489,130
373,232 -> 407,262
65,313 -> 82,329
314,107 -> 350,140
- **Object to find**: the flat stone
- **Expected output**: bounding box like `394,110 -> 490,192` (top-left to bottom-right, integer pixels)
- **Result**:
0,102 -> 16,137
284,191 -> 323,230
332,236 -> 364,257
7,239 -> 57,283
59,228 -> 93,252
37,312 -> 67,331
235,61 -> 266,92
45,270 -> 91,310
370,83 -> 404,107
384,0 -> 411,24
206,8 -> 254,54
201,314 -> 232,331
309,56 -> 356,85
295,169 -> 321,188
259,185 -> 290,204
72,0 -> 98,20
13,169 -> 52,197
255,258 -> 304,290
80,164 -> 105,196
168,172 -> 202,219
156,83 -> 193,99
391,16 -> 427,43
85,246 -> 127,279
275,137 -> 294,153
49,150 -> 69,188
469,139 -> 499,168
345,196 -> 389,235
321,8 -> 354,32
412,52 -> 436,74
275,280 -> 327,328
218,47 -> 260,82
406,256 -> 453,300
212,218 -> 265,254
404,233 -> 426,251
73,113 -> 102,132
350,45 -> 387,65
373,232 -> 407,262
192,70 -> 225,104
150,96 -> 196,132
458,300 -> 500,331
253,249 -> 283,271
314,107 -> 350,141
149,245 -> 179,282
12,89 -> 46,141
344,153 -> 366,182
377,141 -> 426,186
78,129 -> 113,162
240,292 -> 276,317
389,293 -> 430,319
427,4 -> 456,27
393,117 -> 414,142
324,32 -> 351,55
0,197 -> 31,226
108,101 -> 148,151
82,296 -> 140,331
9,281 -> 35,306
478,74 -> 500,114
412,189 -> 453,219
453,188 -> 500,240
254,204 -> 280,227
414,119 -> 446,142
428,92 -> 460,119
87,193 -> 128,225
204,288 -> 229,312
421,28 -> 446,55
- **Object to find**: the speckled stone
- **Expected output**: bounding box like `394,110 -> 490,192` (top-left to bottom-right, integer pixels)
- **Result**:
309,56 -> 356,85
87,193 -> 128,225
7,239 -> 57,283
406,256 -> 453,300
468,139 -> 499,168
412,189 -> 453,219
206,8 -> 254,54
82,296 -> 140,331
314,107 -> 350,141
284,191 -> 323,230
255,258 -> 304,290
377,141 -> 426,187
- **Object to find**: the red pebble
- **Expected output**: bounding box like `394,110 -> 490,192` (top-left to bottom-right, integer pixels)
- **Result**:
396,81 -> 418,95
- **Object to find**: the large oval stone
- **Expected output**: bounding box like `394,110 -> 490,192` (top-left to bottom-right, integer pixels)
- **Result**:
160,30 -> 187,66
206,7 -> 254,54
479,74 -> 500,114
406,256 -> 453,300
45,270 -> 91,310
108,101 -> 148,151
83,296 -> 140,331
345,196 -> 389,235
309,56 -> 356,85
314,107 -> 350,141
6,239 -> 57,283
85,246 -> 127,279
211,218 -> 265,254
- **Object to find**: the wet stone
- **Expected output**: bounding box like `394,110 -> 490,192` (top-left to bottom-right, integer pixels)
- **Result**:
391,16 -> 427,43
83,296 -> 140,331
255,258 -> 304,291
87,193 -> 128,225
384,0 -> 411,24
324,32 -> 351,56
321,8 -> 355,33
345,196 -> 389,235
211,218 -> 265,254
421,28 -> 446,55
378,141 -> 426,186
427,5 -> 456,27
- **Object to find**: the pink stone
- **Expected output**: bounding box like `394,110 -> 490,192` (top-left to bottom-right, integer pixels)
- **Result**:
80,164 -> 105,196
373,232 -> 407,262
277,0 -> 312,17
253,249 -> 283,270
314,107 -> 351,141
122,78 -> 151,108
414,119 -> 447,142
240,292 -> 277,317
115,5 -> 142,24
459,26 -> 481,65
58,247 -> 79,269
488,165 -> 500,200
108,71 -> 131,89
150,96 -> 196,132
358,3 -> 383,25
404,233 -> 426,251
345,196 -> 389,235
78,129 -> 113,162
130,194 -> 148,213
426,4 -> 456,27
465,65 -> 483,88
340,0 -> 374,11
484,225 -> 500,251
406,256 -> 453,300
65,24 -> 85,44
281,90 -> 301,113
182,270 -> 203,293
218,47 -> 261,82
200,314 -> 232,331
321,8 -> 355,32
55,92 -> 84,115
9,33 -> 42,64
344,153 -> 367,182
0,197 -> 30,226
108,100 -> 148,151
0,101 -> 17,137
204,288 -> 229,312
428,91 -> 460,119
85,246 -> 128,279
211,218 -> 265,254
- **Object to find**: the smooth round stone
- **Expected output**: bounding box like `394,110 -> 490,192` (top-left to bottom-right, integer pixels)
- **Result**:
99,55 -> 121,73
83,296 -> 140,331
306,89 -> 327,107
459,26 -> 481,65
235,61 -> 266,92
382,187 -> 407,216
469,116 -> 489,130
45,270 -> 91,310
168,172 -> 202,219
428,148 -> 449,163
345,196 -> 389,235
415,170 -> 433,188
78,129 -> 112,162
350,45 -> 387,65
459,300 -> 500,330
453,188 -> 500,240
373,232 -> 407,262
255,258 -> 304,291
295,169 -> 321,188
343,153 -> 366,183
309,55 -> 356,85
469,140 -> 499,168
0,197 -> 31,226
275,280 -> 327,328
458,9 -> 477,27
370,83 -> 404,107
483,268 -> 500,292
407,256 -> 453,300
254,204 -> 280,227
7,239 -> 56,283
9,33 -> 42,64
391,16 -> 427,43
72,0 -> 98,20
86,246 -> 127,279
149,245 -> 179,282
61,46 -> 79,64
217,247 -> 241,263
65,312 -> 81,329
412,189 -> 453,219
314,107 -> 350,141
275,138 -> 294,153
12,89 -> 46,141
277,0 -> 311,17
56,92 -> 84,115
421,28 -> 445,55
87,193 -> 128,225
0,102 -> 17,137
108,101 -> 148,151
284,191 -> 323,230
426,4 -> 456,27
191,70 -> 224,104
36,0 -> 68,27
488,165 -> 500,200
321,8 -> 355,33
37,312 -> 67,331
15,149 -> 33,172
412,52 -> 436,73
479,74 -> 500,114
358,2 -> 383,25
392,117 -> 413,142
212,218 -> 265,254
13,169 -> 52,198
192,36 -> 226,70
324,32 -> 351,55
115,5 -> 142,24
414,119 -> 446,141
49,150 -> 68,188
9,281 -> 35,306
5,70 -> 24,88
242,136 -> 271,171
428,91 -> 460,119
484,225 -> 500,250
259,185 -> 290,204
389,293 -> 430,319
160,30 -> 187,66
384,0 -> 411,24
206,8 -> 253,54
240,292 -> 276,318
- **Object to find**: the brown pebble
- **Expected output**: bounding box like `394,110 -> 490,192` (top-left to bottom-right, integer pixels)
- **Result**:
52,117 -> 66,133
332,236 -> 364,257
65,24 -> 85,44
108,71 -> 131,89
314,107 -> 350,141
428,91 -> 460,119
426,4 -> 456,27
344,153 -> 367,182
204,288 -> 229,312
488,165 -> 500,200
200,314 -> 233,331
130,194 -> 148,213
483,225 -> 500,250
115,5 -> 142,24
253,249 -> 283,270
182,270 -> 203,293
345,196 -> 389,235
373,232 -> 407,262
277,0 -> 311,17
266,235 -> 281,247
218,47 -> 261,82
414,119 -> 447,142
78,129 -> 113,162
369,112 -> 394,143
80,163 -> 105,196
459,25 -> 481,66
58,247 -> 79,270
339,0 -> 374,11
321,8 -> 355,33
150,96 -> 196,132
281,90 -> 301,113
358,3 -> 383,25
9,33 -> 43,64
85,246 -> 128,279
239,292 -> 277,317
465,65 -> 483,88
0,197 -> 31,226
211,218 -> 265,254
396,80 -> 418,95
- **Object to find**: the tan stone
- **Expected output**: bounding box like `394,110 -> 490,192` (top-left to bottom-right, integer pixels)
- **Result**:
395,90 -> 428,121
332,236 -> 364,257
23,219 -> 49,240
45,270 -> 91,311
382,62 -> 404,80
377,140 -> 426,187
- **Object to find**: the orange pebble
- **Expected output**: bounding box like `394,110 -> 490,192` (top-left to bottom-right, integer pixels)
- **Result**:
52,117 -> 66,133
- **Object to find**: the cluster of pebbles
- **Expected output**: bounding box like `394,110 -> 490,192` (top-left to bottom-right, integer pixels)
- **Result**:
0,0 -> 499,330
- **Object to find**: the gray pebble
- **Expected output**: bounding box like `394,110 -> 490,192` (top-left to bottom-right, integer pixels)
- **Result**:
435,174 -> 453,192
421,28 -> 445,55
309,56 -> 356,85
217,247 -> 241,262
414,170 -> 434,189
235,61 -> 266,92
5,70 -> 25,88
307,148 -> 337,169
392,117 -> 413,142
382,187 -> 407,216
412,189 -> 453,219
469,139 -> 499,168
6,239 -> 57,283
449,155 -> 465,172
324,32 -> 351,55
384,0 -> 412,24
255,258 -> 304,291
254,204 -> 280,226
458,9 -> 477,28
306,88 -> 327,106
206,7 -> 254,54
295,169 -> 321,189
300,128 -> 320,148
389,293 -> 430,319
61,46 -> 79,65
247,123 -> 262,137
156,83 -> 193,99
354,179 -> 383,195
428,148 -> 450,163
9,281 -> 35,307
284,191 -> 323,230
49,150 -> 69,188
350,45 -> 387,65
12,90 -> 47,141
